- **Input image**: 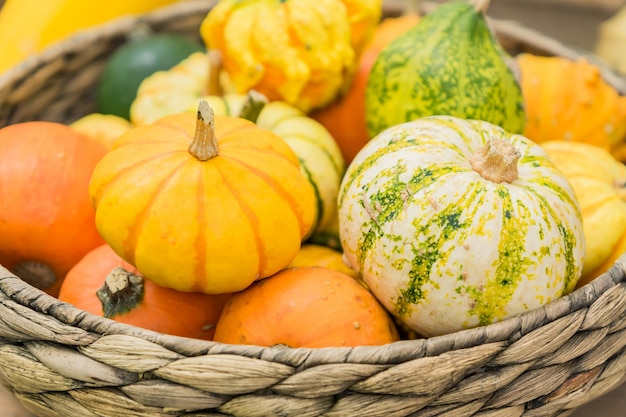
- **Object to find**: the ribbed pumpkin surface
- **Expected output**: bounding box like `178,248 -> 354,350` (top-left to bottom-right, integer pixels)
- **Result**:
338,115 -> 585,337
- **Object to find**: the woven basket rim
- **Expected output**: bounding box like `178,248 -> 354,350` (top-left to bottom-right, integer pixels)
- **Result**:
1,255 -> 624,361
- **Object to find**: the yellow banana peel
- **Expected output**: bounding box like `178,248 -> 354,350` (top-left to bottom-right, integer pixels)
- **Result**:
0,0 -> 182,74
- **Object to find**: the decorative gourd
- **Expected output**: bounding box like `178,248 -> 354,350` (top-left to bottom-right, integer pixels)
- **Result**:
130,51 -> 210,126
198,90 -> 344,238
89,101 -> 317,294
132,51 -> 346,238
70,113 -> 133,150
0,122 -> 107,296
342,0 -> 383,56
365,0 -> 525,138
540,140 -> 626,288
199,0 -> 358,113
338,115 -> 585,337
58,244 -> 231,340
311,7 -> 421,164
286,244 -> 359,280
97,32 -> 205,120
213,266 -> 400,348
516,53 -> 626,153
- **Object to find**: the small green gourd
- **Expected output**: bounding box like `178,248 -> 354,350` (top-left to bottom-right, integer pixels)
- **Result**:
365,0 -> 525,138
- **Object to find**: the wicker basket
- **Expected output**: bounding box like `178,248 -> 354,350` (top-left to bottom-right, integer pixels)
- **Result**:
1,1 -> 625,416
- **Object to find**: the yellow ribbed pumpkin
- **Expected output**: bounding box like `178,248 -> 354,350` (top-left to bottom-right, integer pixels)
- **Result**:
89,101 -> 316,294
541,140 -> 626,288
131,52 -> 346,239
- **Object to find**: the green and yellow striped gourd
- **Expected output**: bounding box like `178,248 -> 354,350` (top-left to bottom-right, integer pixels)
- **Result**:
338,115 -> 585,337
365,0 -> 525,138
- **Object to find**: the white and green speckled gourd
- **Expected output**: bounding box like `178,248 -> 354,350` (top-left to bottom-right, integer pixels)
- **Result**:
365,0 -> 525,138
338,116 -> 586,337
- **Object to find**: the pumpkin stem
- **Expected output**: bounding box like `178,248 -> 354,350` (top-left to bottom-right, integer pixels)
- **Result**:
189,100 -> 220,161
96,267 -> 145,319
11,260 -> 57,290
470,137 -> 521,183
239,90 -> 269,123
470,0 -> 491,13
205,49 -> 223,96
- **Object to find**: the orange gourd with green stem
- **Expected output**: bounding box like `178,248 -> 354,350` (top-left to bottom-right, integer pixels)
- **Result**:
89,101 -> 317,295
58,244 -> 230,340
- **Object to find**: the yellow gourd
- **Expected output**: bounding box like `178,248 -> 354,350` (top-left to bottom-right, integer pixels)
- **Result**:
89,101 -> 317,294
199,0 -> 359,113
0,0 -> 181,73
70,113 -> 132,150
541,140 -> 626,288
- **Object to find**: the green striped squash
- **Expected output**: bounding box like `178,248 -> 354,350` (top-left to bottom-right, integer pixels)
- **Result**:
203,93 -> 346,239
365,0 -> 525,138
338,115 -> 585,337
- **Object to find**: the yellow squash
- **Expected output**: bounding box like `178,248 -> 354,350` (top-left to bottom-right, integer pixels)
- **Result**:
199,0 -> 359,113
541,140 -> 626,288
0,0 -> 181,73
89,101 -> 317,295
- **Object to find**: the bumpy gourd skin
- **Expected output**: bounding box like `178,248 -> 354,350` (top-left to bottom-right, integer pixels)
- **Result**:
200,0 -> 357,113
365,1 -> 526,138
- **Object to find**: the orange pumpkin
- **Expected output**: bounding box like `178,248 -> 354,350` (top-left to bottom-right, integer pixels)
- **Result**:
310,12 -> 421,164
59,244 -> 230,340
517,53 -> 626,153
213,266 -> 400,348
89,101 -> 317,294
0,121 -> 107,296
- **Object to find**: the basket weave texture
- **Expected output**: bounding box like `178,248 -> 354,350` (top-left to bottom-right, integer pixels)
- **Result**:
0,1 -> 625,416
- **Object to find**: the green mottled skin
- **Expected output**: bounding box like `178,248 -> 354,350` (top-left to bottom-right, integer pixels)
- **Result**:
365,1 -> 525,138
338,116 -> 585,336
456,187 -> 532,325
395,185 -> 476,315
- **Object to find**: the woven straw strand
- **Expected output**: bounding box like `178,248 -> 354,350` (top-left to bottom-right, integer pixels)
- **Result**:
1,258 -> 625,416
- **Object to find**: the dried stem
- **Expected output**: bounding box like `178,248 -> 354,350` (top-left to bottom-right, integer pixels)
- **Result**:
470,137 -> 521,183
189,100 -> 219,161
96,267 -> 145,318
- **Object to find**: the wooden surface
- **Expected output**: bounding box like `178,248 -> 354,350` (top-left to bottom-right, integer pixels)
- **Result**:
1,1 -> 625,416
